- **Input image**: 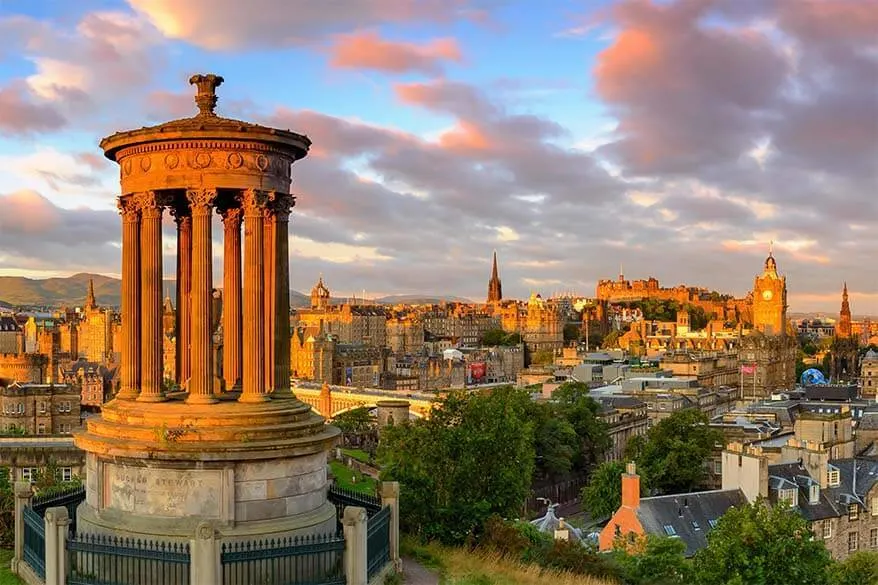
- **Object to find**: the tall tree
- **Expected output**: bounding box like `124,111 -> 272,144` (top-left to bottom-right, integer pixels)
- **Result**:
581,460 -> 643,521
552,382 -> 610,469
378,386 -> 535,544
692,501 -> 831,585
529,401 -> 579,479
627,409 -> 723,494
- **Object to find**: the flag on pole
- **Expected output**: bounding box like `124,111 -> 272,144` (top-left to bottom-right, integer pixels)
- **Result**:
741,364 -> 756,374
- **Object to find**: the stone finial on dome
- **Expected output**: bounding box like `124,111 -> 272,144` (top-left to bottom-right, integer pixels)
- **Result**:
189,73 -> 224,116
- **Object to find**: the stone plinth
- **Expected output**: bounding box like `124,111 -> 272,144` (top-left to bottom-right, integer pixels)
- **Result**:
376,400 -> 411,427
73,393 -> 339,541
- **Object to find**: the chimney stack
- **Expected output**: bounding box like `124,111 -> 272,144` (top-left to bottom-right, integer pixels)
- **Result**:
622,461 -> 640,509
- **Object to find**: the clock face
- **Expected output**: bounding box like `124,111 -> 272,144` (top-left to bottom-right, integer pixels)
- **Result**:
762,289 -> 773,301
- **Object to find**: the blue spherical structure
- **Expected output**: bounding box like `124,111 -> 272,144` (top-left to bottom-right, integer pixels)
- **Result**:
801,368 -> 827,386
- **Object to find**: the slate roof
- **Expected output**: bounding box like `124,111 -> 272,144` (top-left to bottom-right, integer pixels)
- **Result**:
0,316 -> 19,332
635,489 -> 746,557
827,459 -> 878,503
768,462 -> 838,521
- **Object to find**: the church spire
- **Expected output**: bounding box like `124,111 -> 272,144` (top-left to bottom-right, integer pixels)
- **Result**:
487,250 -> 502,304
838,282 -> 852,338
85,278 -> 97,311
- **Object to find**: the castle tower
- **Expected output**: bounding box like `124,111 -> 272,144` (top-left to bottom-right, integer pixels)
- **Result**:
74,74 -> 339,556
487,250 -> 502,303
837,282 -> 852,337
752,247 -> 787,336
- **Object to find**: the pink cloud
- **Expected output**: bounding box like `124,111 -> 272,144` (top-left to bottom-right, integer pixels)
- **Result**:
0,85 -> 66,136
329,31 -> 462,75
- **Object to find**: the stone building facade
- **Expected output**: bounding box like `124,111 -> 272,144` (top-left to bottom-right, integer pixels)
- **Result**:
659,351 -> 739,388
0,382 -> 80,435
386,315 -> 425,355
0,353 -> 48,384
862,349 -> 878,399
0,316 -> 21,354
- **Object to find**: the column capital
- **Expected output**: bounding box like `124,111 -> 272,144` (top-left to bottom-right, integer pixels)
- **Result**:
241,188 -> 269,217
132,191 -> 167,219
170,203 -> 192,226
186,188 -> 218,216
218,205 -> 243,224
268,192 -> 296,221
117,196 -> 141,222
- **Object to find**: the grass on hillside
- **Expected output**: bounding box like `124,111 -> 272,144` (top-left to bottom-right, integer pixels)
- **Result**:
0,550 -> 23,585
402,537 -> 616,585
341,448 -> 372,464
329,461 -> 377,495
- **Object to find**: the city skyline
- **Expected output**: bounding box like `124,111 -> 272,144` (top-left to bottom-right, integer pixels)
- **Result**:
0,0 -> 875,313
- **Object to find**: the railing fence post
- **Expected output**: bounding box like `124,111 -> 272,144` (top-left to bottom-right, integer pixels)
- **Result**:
343,506 -> 367,585
380,481 -> 400,571
190,522 -> 220,585
12,481 -> 33,574
44,506 -> 69,585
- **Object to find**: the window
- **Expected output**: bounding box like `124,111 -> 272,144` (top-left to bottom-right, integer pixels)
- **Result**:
849,531 -> 859,553
714,461 -> 722,475
60,423 -> 71,434
849,504 -> 859,521
810,485 -> 820,505
780,488 -> 797,506
16,403 -> 23,415
38,402 -> 46,414
663,525 -> 676,536
871,528 -> 878,550
20,468 -> 36,483
692,521 -> 701,531
828,468 -> 841,487
61,468 -> 72,482
823,521 -> 832,540
36,423 -> 45,435
872,497 -> 878,516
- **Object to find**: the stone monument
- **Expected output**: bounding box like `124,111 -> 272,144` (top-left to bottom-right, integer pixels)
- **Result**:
73,74 -> 340,543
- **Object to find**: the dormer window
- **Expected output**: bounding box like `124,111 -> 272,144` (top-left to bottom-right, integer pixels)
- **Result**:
809,485 -> 820,505
828,466 -> 841,487
780,488 -> 797,506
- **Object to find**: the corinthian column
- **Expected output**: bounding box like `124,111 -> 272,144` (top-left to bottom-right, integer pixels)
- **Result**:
186,188 -> 218,405
171,207 -> 192,388
240,189 -> 269,403
116,196 -> 141,401
219,205 -> 243,391
272,193 -> 295,394
263,209 -> 276,392
136,191 -> 166,403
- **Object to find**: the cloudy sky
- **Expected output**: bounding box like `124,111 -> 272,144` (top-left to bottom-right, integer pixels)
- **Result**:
0,0 -> 875,314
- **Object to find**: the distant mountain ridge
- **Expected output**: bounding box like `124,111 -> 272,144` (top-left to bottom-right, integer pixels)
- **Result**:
0,273 -> 470,309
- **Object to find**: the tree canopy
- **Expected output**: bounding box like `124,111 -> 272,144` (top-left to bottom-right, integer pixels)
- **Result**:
692,501 -> 832,585
626,409 -> 724,494
552,382 -> 610,469
581,460 -> 644,522
480,328 -> 522,347
829,551 -> 878,585
378,386 -> 535,544
528,401 -> 579,479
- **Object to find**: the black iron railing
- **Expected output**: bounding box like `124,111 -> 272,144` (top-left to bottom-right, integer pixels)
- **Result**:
220,532 -> 345,585
366,506 -> 390,580
22,505 -> 45,580
32,484 -> 86,532
327,484 -> 381,526
67,532 -> 190,585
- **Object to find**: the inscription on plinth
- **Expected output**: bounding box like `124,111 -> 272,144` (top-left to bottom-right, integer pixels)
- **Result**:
105,465 -> 224,518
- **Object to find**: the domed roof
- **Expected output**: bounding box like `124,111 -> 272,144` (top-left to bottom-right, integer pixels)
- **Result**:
866,348 -> 878,359
100,74 -> 311,161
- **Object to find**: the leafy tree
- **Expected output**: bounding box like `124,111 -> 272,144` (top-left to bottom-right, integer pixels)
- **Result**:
378,386 -> 535,544
332,407 -> 375,436
552,382 -> 610,469
581,460 -> 645,521
613,535 -> 689,585
33,459 -> 82,496
529,402 -> 579,479
481,328 -> 507,346
685,305 -> 713,331
603,330 -> 622,348
563,323 -> 581,343
802,342 -> 818,356
829,551 -> 878,585
530,349 -> 554,365
692,501 -> 831,585
626,409 -> 724,494
0,468 -> 13,546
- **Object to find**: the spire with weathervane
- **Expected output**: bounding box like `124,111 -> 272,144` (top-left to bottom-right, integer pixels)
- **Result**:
85,278 -> 97,312
487,250 -> 502,304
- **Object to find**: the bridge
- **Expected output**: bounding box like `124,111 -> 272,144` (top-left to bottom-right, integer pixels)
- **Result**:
292,381 -> 438,419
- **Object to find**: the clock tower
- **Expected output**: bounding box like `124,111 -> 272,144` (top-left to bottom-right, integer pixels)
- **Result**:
752,250 -> 787,336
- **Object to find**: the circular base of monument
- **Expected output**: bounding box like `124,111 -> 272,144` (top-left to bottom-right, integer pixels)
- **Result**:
75,499 -> 337,543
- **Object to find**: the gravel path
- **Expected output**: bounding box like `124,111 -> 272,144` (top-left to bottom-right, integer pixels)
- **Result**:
402,556 -> 440,585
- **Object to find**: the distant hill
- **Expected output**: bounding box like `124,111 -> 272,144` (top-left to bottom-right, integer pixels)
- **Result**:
0,273 -> 470,309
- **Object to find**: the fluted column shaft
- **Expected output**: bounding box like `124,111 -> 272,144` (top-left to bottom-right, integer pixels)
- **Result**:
137,191 -> 165,402
187,188 -> 218,404
241,189 -> 269,403
272,194 -> 295,394
116,197 -> 141,400
220,207 -> 243,391
173,212 -> 192,387
264,211 -> 276,392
